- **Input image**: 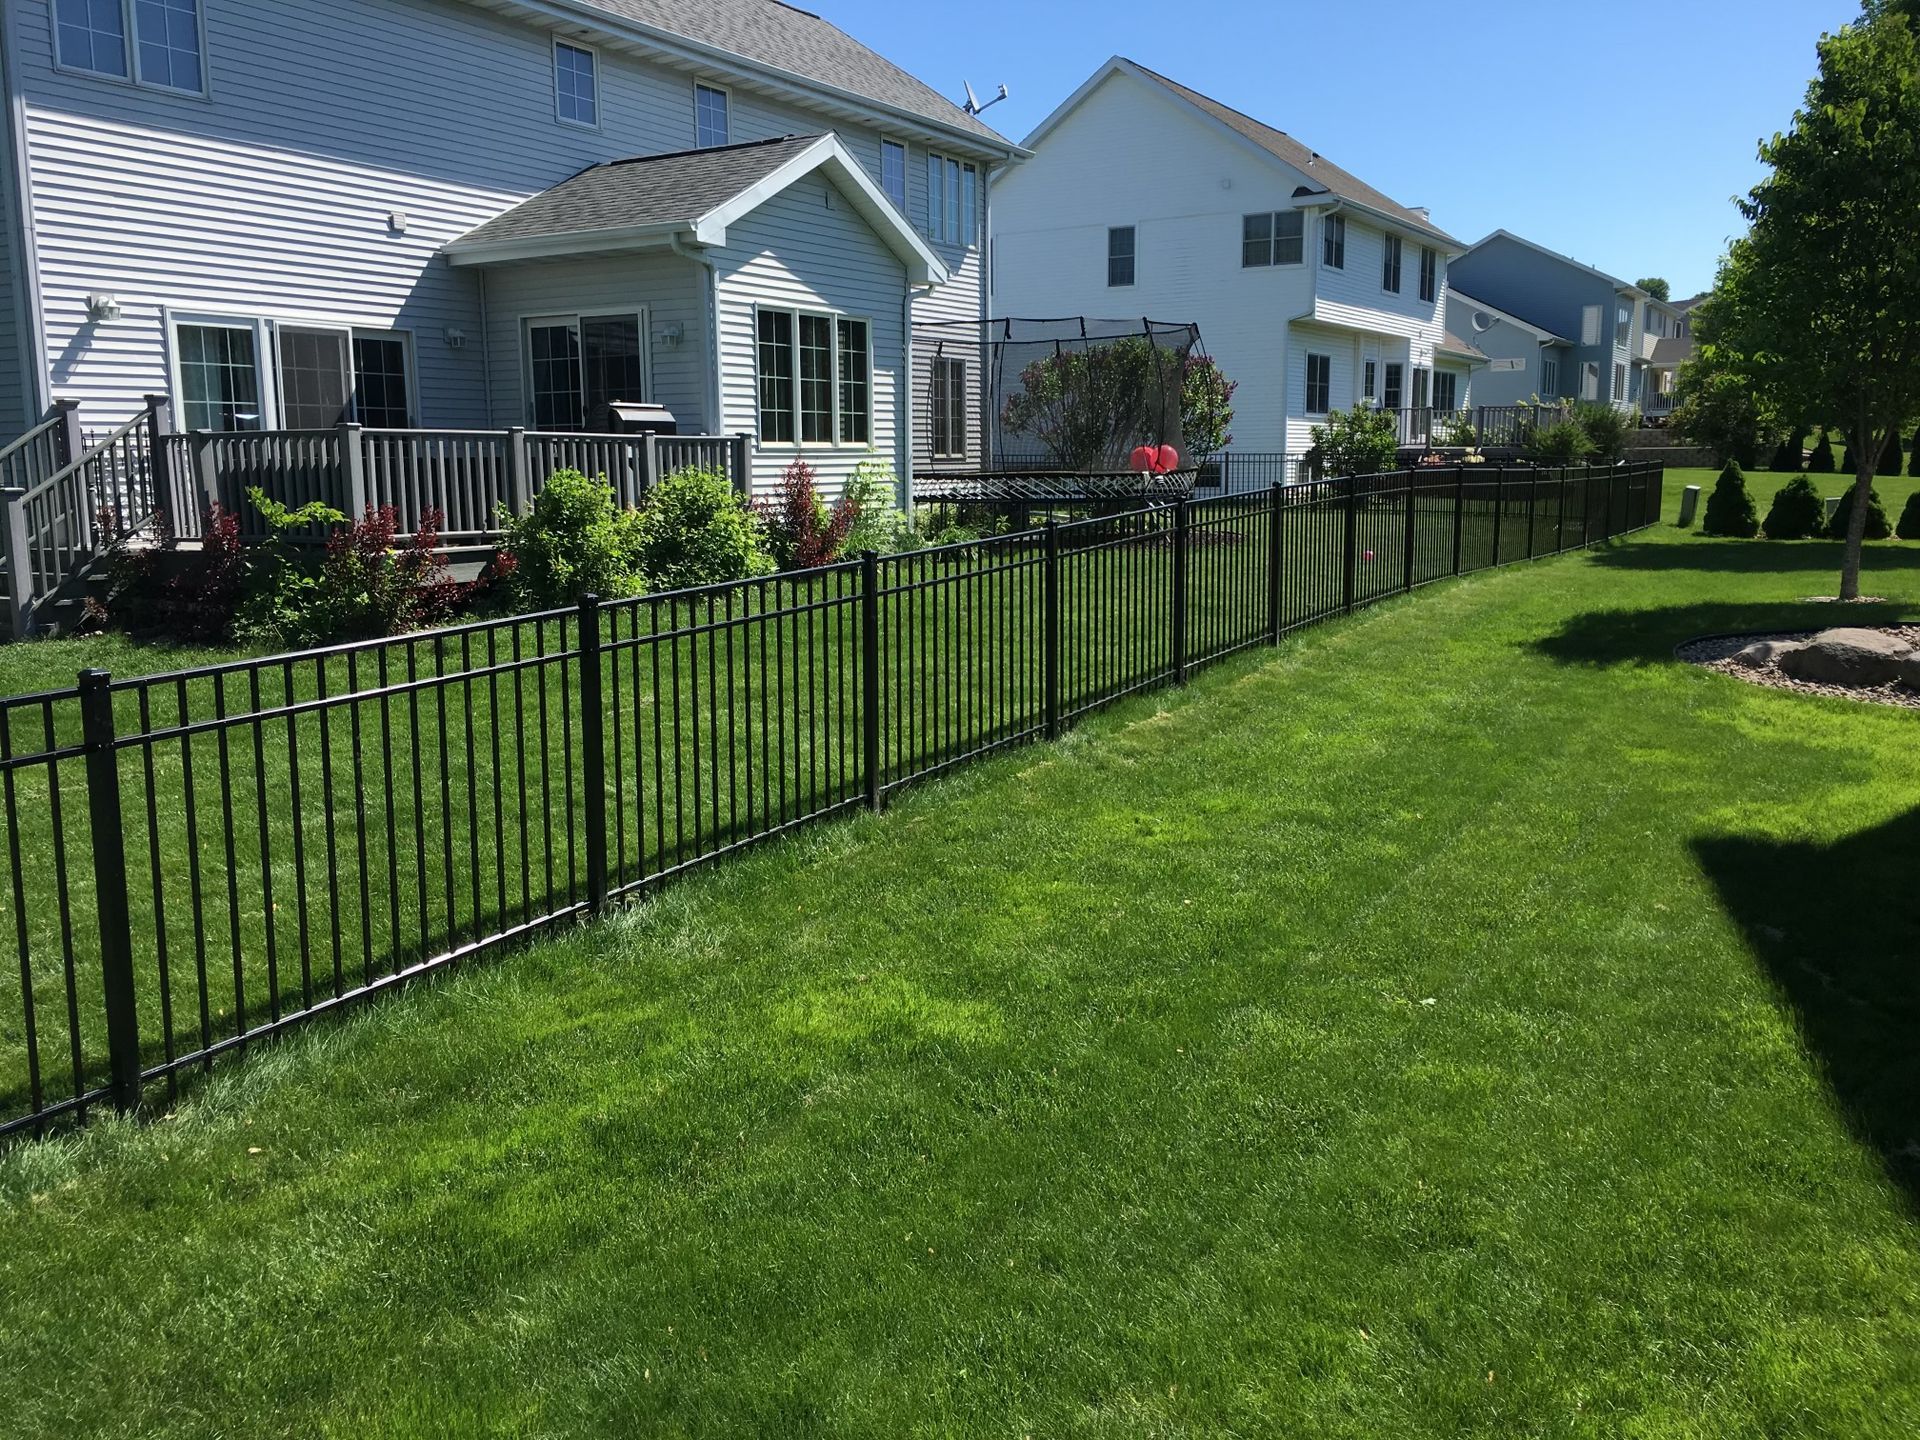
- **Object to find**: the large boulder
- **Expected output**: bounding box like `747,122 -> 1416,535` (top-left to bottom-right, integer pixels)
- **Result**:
1899,653 -> 1920,692
1777,627 -> 1915,686
1732,639 -> 1806,669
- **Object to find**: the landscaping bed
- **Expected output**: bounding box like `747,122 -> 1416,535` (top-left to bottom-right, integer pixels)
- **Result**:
1680,623 -> 1920,708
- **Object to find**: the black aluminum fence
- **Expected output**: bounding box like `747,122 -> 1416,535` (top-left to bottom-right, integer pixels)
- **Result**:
0,462 -> 1664,1138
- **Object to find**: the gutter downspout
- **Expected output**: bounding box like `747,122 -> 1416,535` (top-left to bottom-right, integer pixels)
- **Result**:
669,233 -> 723,442
0,0 -> 50,419
902,275 -> 932,511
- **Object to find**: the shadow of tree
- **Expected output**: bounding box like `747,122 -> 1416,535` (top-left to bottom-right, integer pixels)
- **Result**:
1694,808 -> 1920,1208
1529,602 -> 1915,667
1588,539 -> 1920,575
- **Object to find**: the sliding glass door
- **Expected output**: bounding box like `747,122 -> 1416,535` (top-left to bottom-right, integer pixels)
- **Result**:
525,312 -> 647,430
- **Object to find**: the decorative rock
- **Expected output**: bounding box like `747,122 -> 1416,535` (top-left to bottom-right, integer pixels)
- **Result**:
1899,654 -> 1920,692
1731,639 -> 1806,669
1777,627 -> 1916,686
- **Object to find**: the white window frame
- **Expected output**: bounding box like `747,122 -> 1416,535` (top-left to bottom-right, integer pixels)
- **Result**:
52,0 -> 210,98
1304,353 -> 1332,417
1541,355 -> 1559,395
929,355 -> 968,460
1613,362 -> 1626,402
166,311 -> 274,431
1382,234 -> 1403,294
879,137 -> 908,212
1581,304 -> 1602,347
520,308 -> 652,431
1418,246 -> 1438,303
753,304 -> 873,451
1433,370 -> 1458,412
552,37 -> 600,130
1243,210 -> 1304,268
1107,225 -> 1136,288
1581,361 -> 1600,401
927,152 -> 977,246
347,328 -> 421,430
1322,213 -> 1346,270
694,80 -> 731,149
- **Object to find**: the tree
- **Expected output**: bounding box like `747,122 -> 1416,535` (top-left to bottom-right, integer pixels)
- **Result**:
999,339 -> 1231,470
1636,276 -> 1672,302
1671,270 -> 1778,469
1712,7 -> 1920,597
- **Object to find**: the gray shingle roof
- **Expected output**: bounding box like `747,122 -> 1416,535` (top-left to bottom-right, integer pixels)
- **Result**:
1439,330 -> 1487,361
1650,336 -> 1694,366
565,0 -> 1009,146
449,135 -> 820,250
1124,61 -> 1459,247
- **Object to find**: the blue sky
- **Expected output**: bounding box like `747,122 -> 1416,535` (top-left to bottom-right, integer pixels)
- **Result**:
826,0 -> 1860,298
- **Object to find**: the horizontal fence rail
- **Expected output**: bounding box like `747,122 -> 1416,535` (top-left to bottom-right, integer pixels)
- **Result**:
0,462 -> 1665,1139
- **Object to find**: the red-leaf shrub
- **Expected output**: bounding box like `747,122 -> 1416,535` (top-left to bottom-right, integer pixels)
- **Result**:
758,457 -> 858,569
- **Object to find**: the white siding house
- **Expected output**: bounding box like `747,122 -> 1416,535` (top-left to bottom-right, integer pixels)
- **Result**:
990,58 -> 1480,471
0,0 -> 1021,494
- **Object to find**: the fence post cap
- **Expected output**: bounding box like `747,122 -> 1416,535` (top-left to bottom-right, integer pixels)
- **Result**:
77,667 -> 111,688
52,396 -> 80,412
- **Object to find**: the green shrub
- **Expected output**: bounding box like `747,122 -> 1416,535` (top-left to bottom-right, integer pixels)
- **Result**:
1910,425 -> 1920,476
840,460 -> 910,555
1574,402 -> 1632,461
1882,428 -> 1904,475
1523,417 -> 1596,465
1762,475 -> 1826,539
498,469 -> 645,607
1308,406 -> 1399,476
1841,435 -> 1859,474
1767,429 -> 1803,471
1436,410 -> 1478,448
1701,462 -> 1759,537
234,488 -> 346,645
1808,429 -> 1836,472
1826,482 -> 1892,541
1897,491 -> 1920,539
633,466 -> 773,591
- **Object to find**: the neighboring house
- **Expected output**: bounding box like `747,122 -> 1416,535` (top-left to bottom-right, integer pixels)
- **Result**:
989,58 -> 1478,468
1442,290 -> 1574,409
0,0 -> 1023,492
1446,232 -> 1657,413
1639,295 -> 1699,414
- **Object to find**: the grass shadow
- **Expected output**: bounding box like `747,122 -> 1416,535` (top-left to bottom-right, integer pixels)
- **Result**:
1693,808 -> 1920,1208
1529,601 -> 1915,668
1588,538 -> 1920,575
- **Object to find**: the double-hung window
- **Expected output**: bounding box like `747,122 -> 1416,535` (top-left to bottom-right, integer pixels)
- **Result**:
756,307 -> 873,447
1541,356 -> 1559,394
1418,247 -> 1438,303
1107,226 -> 1136,287
1243,211 -> 1303,267
695,83 -> 730,148
1323,213 -> 1346,269
1613,362 -> 1626,402
926,153 -> 977,244
1382,234 -> 1403,294
1383,362 -> 1404,410
525,313 -> 644,430
1304,353 -> 1331,416
56,0 -> 204,94
554,40 -> 597,127
880,139 -> 908,211
1433,371 -> 1458,412
930,357 -> 968,460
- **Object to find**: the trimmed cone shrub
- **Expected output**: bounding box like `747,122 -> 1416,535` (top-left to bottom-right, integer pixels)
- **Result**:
1809,429 -> 1836,472
1762,475 -> 1827,539
1767,430 -> 1804,471
1909,424 -> 1920,476
1882,429 -> 1904,476
1702,461 -> 1760,537
1897,491 -> 1920,539
1827,481 -> 1893,541
1841,436 -> 1858,474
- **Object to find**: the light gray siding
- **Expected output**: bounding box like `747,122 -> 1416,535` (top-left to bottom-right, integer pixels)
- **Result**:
712,172 -> 907,497
478,252 -> 708,431
4,0 -> 999,443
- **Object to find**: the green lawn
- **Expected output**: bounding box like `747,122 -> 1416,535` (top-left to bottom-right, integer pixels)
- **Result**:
0,475 -> 1917,1434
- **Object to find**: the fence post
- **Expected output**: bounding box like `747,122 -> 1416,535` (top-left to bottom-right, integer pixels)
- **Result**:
1525,472 -> 1538,559
507,426 -> 532,516
641,432 -> 660,504
733,433 -> 753,499
1266,482 -> 1283,644
1342,475 -> 1359,613
191,428 -> 220,522
78,669 -> 142,1114
1171,498 -> 1190,682
1043,520 -> 1061,739
2,487 -> 34,638
1490,467 -> 1505,564
860,550 -> 883,812
1401,473 -> 1417,592
142,394 -> 172,525
577,594 -> 609,915
337,422 -> 366,520
1451,465 -> 1465,576
53,397 -> 83,465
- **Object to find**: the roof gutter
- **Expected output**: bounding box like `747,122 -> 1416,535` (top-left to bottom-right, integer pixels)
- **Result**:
1321,197 -> 1463,254
497,0 -> 1029,161
668,233 -> 723,439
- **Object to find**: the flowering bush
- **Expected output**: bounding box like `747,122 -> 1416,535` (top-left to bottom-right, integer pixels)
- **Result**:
1308,406 -> 1399,477
839,461 -> 910,555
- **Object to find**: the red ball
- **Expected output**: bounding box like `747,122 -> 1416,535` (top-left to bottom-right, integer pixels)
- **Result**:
1129,444 -> 1158,473
1155,444 -> 1180,474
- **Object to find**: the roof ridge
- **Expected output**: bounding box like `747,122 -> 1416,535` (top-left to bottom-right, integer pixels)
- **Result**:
598,133 -> 820,169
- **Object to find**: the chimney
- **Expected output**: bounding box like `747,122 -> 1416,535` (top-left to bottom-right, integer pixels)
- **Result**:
1411,206 -> 1430,220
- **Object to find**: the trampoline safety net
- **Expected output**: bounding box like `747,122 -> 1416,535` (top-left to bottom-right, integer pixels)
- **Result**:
917,317 -> 1205,474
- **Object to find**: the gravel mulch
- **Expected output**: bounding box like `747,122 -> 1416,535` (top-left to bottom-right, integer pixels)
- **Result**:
1678,625 -> 1920,710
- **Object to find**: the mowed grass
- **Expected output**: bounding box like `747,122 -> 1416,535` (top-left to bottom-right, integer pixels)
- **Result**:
0,476 -> 1916,1434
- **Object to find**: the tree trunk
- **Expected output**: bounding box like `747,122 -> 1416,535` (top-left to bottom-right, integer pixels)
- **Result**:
1839,411 -> 1880,602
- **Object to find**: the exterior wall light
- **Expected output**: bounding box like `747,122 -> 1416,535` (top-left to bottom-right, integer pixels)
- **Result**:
86,293 -> 122,322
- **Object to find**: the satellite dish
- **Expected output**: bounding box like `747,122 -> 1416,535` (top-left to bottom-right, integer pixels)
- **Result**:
1471,311 -> 1496,333
963,80 -> 981,113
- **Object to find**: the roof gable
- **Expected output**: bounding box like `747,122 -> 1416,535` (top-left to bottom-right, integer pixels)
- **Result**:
443,133 -> 947,282
1023,58 -> 1460,248
1472,231 -> 1647,297
523,0 -> 1016,152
